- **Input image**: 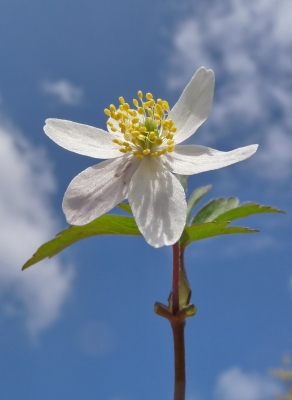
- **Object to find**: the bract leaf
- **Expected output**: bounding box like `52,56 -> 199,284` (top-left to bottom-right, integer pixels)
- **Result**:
186,184 -> 212,224
168,255 -> 192,311
22,215 -> 141,270
192,197 -> 239,224
180,221 -> 257,249
214,203 -> 285,222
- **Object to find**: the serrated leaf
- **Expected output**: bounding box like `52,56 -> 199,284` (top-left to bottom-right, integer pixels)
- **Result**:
23,215 -> 141,270
180,221 -> 258,248
215,203 -> 285,222
186,184 -> 212,224
117,202 -> 132,214
192,197 -> 239,224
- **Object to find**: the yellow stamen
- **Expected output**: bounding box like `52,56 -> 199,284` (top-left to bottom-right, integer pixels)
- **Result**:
106,91 -> 177,159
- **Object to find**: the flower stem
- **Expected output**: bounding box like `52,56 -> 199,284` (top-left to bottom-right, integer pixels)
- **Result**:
171,320 -> 186,400
171,242 -> 186,400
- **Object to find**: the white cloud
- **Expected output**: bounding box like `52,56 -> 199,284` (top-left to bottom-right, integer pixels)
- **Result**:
215,367 -> 280,400
0,116 -> 74,337
41,79 -> 83,105
76,320 -> 116,357
167,0 -> 292,181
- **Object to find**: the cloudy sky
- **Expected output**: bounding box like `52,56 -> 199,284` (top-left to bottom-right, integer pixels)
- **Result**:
0,0 -> 291,399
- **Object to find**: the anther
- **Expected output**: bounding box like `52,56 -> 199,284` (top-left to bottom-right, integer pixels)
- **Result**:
119,96 -> 125,104
162,100 -> 169,110
146,93 -> 153,100
112,139 -> 123,146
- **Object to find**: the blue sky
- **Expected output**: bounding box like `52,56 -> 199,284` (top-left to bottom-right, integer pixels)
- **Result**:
0,0 -> 291,399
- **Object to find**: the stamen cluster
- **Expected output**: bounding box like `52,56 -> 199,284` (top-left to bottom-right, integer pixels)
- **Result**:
104,91 -> 177,159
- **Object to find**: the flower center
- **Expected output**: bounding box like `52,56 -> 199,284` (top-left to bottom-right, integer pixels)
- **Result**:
104,91 -> 177,159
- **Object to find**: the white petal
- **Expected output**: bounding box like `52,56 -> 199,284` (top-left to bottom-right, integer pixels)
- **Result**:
169,67 -> 215,144
44,119 -> 122,159
162,144 -> 259,175
63,156 -> 140,225
128,157 -> 187,248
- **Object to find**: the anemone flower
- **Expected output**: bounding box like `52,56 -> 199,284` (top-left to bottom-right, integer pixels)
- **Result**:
44,67 -> 258,247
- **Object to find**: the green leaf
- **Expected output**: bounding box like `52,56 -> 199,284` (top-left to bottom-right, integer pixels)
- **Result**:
22,215 -> 141,270
186,184 -> 212,224
215,203 -> 285,222
180,221 -> 258,249
117,202 -> 132,214
192,197 -> 239,224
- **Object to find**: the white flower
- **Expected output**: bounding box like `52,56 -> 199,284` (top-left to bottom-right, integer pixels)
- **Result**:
44,67 -> 258,248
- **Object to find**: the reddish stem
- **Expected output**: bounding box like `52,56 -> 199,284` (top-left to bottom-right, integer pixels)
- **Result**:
171,321 -> 186,400
171,241 -> 186,400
